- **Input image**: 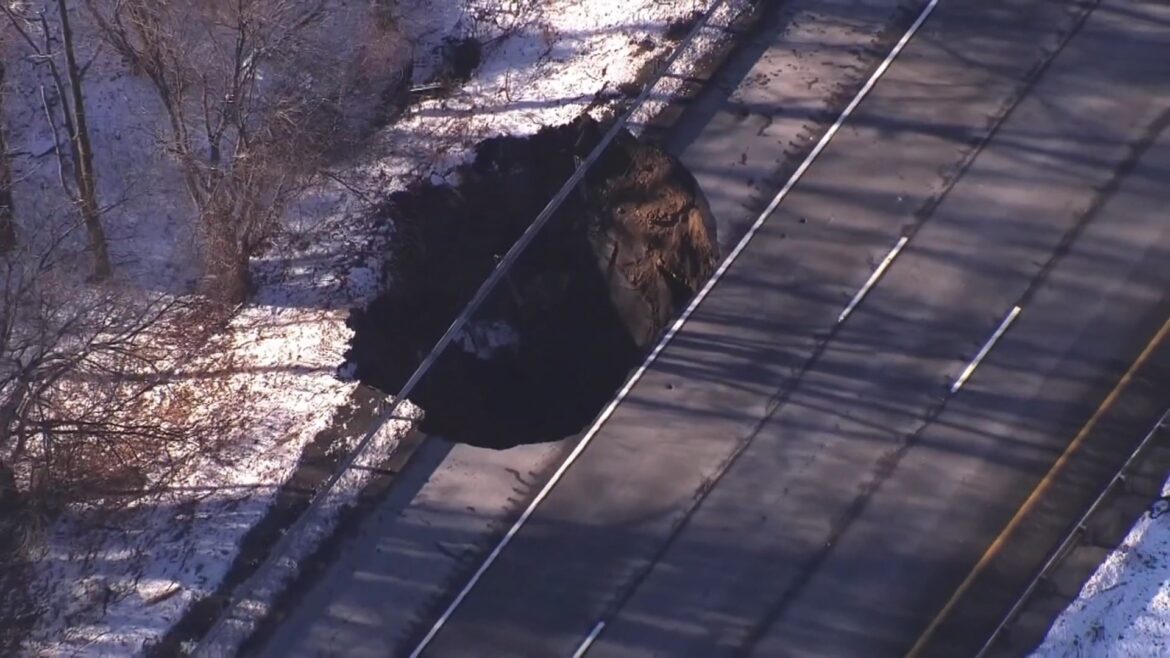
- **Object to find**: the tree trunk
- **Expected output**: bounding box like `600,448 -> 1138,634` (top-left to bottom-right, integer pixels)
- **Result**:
207,249 -> 252,305
203,208 -> 252,304
0,60 -> 15,253
0,459 -> 17,510
58,0 -> 111,279
224,258 -> 251,304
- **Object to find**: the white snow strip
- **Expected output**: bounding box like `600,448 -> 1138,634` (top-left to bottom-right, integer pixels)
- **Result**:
1031,414 -> 1170,658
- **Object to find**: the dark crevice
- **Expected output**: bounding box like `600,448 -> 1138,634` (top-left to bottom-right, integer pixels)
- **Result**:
345,117 -> 718,448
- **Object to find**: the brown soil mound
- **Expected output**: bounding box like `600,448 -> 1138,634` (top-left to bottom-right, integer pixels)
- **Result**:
346,116 -> 717,448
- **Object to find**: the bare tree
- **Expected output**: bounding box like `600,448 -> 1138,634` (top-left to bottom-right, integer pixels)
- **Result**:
54,0 -> 108,279
0,23 -> 232,585
84,0 -> 360,303
0,59 -> 15,254
0,224 -> 217,512
2,1 -> 111,280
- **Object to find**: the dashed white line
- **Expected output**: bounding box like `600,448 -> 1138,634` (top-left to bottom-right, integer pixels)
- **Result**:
572,622 -> 607,658
408,1 -> 941,655
838,235 -> 910,324
951,305 -> 1022,394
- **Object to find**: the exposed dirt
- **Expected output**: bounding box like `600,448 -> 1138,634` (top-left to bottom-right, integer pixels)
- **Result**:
346,116 -> 718,448
664,10 -> 705,41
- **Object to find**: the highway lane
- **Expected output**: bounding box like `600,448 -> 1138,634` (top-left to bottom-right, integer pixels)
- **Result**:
753,79 -> 1170,658
414,0 -> 1169,656
664,0 -> 918,252
589,2 -> 1170,656
914,129 -> 1170,658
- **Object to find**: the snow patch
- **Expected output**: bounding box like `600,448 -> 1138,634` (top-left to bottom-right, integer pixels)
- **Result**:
1032,481 -> 1170,658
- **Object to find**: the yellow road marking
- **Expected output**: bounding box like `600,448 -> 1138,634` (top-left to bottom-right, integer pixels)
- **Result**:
905,313 -> 1170,657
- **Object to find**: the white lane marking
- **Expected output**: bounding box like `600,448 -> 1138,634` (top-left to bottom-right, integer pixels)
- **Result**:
951,305 -> 1022,394
409,2 -> 940,655
838,235 -> 910,324
572,622 -> 607,658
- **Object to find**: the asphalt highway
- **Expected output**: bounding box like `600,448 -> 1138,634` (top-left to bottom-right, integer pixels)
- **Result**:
255,2 -> 923,655
414,0 -> 1170,656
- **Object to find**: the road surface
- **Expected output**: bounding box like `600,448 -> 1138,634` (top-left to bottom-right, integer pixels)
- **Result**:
255,1 -> 924,655
255,0 -> 1170,656
413,0 -> 1170,656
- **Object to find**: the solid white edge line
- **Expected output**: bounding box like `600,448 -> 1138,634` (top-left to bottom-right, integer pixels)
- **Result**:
951,305 -> 1023,394
408,2 -> 940,655
572,622 -> 607,658
838,235 -> 910,324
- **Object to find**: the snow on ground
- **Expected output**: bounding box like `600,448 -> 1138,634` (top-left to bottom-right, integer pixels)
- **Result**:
1032,482 -> 1170,658
4,0 -> 751,654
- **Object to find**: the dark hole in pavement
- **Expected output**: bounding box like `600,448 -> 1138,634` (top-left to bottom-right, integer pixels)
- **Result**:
345,116 -> 718,448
